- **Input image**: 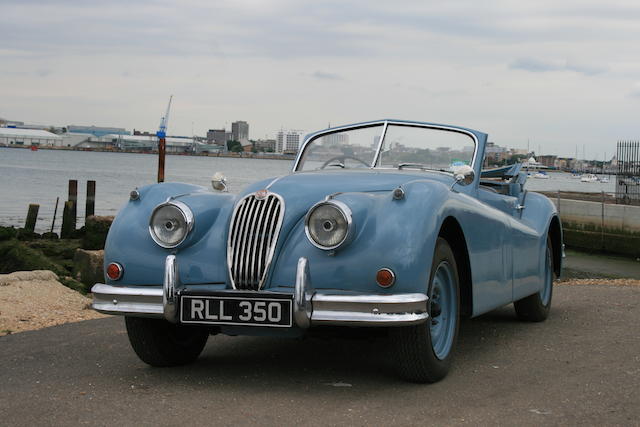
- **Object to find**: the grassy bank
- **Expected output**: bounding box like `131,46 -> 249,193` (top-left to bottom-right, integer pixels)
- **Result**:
0,219 -> 111,293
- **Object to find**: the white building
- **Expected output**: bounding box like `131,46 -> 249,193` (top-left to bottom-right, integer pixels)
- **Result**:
0,128 -> 63,147
276,130 -> 305,154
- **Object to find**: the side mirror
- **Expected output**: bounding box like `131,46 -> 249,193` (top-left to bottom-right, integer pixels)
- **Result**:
451,165 -> 475,190
211,172 -> 228,192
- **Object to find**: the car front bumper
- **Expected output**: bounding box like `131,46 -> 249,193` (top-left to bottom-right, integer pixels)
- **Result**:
92,256 -> 429,328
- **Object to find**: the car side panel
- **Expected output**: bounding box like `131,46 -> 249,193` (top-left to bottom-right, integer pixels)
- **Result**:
511,192 -> 559,301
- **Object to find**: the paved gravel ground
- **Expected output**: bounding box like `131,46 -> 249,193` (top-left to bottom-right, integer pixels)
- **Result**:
1,284 -> 639,426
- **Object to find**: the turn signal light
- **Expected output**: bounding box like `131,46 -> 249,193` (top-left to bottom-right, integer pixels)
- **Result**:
106,262 -> 123,281
376,268 -> 396,288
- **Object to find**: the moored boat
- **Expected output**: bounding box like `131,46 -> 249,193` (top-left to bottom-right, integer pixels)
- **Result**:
581,173 -> 598,182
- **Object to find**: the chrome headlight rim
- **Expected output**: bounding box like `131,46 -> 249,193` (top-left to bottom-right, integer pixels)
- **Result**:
148,200 -> 194,249
304,199 -> 354,251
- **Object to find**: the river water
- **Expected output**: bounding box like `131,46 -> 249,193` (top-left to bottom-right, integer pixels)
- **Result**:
0,147 -> 615,233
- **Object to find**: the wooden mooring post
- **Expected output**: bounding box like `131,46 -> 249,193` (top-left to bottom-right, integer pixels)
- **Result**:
60,179 -> 78,238
86,180 -> 96,218
25,204 -> 40,232
61,201 -> 75,238
68,179 -> 78,222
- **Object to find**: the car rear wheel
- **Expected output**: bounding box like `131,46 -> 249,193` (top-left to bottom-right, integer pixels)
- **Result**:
125,317 -> 209,367
392,237 -> 460,383
514,236 -> 554,322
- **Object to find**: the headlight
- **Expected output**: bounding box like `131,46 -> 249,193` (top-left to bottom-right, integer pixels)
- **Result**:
305,200 -> 354,250
149,201 -> 194,248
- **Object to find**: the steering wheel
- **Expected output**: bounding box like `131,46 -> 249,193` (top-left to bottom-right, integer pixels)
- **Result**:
320,155 -> 370,169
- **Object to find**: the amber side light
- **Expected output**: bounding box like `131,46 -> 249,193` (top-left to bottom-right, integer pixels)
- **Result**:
106,262 -> 123,280
376,268 -> 395,288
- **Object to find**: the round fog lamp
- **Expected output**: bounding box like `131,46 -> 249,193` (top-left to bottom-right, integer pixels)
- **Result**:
376,268 -> 396,288
106,262 -> 123,280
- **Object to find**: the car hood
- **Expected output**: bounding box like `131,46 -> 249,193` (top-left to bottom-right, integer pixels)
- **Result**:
240,169 -> 453,226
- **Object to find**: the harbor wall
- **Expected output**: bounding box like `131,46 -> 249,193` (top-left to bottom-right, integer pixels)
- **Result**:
551,198 -> 640,257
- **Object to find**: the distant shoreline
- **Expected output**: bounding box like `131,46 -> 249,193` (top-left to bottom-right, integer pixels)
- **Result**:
0,144 -> 297,161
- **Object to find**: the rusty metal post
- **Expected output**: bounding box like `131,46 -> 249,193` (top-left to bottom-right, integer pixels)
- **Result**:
50,197 -> 59,233
158,137 -> 166,182
86,180 -> 96,218
25,204 -> 39,232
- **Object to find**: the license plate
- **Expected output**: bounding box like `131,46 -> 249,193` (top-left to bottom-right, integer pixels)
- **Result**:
180,294 -> 293,327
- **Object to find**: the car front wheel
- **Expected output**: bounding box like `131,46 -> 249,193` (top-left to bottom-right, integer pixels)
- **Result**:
392,237 -> 460,383
125,317 -> 209,367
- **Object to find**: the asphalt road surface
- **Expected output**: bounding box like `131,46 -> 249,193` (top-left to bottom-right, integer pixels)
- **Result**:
1,284 -> 639,426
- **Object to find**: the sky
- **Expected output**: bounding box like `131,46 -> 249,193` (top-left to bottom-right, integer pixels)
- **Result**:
1,0 -> 640,159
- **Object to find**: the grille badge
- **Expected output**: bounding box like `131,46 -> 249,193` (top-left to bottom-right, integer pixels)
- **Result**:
255,189 -> 268,200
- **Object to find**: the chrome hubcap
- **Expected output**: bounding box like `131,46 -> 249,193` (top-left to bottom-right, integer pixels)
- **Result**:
429,261 -> 457,360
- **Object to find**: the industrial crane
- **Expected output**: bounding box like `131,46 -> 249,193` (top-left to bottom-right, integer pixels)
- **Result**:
156,95 -> 173,182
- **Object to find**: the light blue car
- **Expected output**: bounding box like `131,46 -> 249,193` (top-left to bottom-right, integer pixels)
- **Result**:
92,120 -> 562,383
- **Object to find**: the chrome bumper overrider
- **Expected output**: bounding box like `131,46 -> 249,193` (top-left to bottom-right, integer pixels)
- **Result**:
91,256 -> 429,328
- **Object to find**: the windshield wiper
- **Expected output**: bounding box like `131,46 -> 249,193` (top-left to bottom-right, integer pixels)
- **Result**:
398,163 -> 425,170
397,163 -> 449,173
325,162 -> 345,168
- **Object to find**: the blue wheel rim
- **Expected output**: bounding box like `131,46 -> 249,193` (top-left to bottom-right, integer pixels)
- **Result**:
541,245 -> 552,306
429,261 -> 457,360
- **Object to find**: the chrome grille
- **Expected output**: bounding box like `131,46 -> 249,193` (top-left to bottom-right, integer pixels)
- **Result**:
227,192 -> 284,290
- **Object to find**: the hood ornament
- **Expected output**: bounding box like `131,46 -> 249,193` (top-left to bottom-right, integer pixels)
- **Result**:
255,189 -> 269,200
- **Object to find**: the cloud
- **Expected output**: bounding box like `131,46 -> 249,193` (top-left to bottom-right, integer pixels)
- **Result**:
35,68 -> 52,77
631,82 -> 640,98
312,71 -> 342,80
510,58 -> 606,75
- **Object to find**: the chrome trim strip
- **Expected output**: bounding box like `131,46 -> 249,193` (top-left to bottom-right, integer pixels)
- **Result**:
148,200 -> 195,249
265,175 -> 285,190
163,254 -> 179,323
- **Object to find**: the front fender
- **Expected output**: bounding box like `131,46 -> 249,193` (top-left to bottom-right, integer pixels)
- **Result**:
267,180 -> 459,294
104,183 -> 236,286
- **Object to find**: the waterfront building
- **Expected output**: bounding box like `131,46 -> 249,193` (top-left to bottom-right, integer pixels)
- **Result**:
537,155 -> 558,168
254,139 -> 276,152
0,128 -> 62,147
207,129 -> 232,146
324,133 -> 349,146
0,117 -> 24,127
276,130 -> 304,154
67,125 -> 129,137
231,121 -> 249,144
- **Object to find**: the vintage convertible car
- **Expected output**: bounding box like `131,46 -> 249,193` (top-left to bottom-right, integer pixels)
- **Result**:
92,120 -> 562,383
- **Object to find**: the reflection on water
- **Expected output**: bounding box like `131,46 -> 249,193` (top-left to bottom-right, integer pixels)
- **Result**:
0,147 -> 615,233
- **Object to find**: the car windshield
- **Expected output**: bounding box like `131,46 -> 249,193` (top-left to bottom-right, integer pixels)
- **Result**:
376,125 -> 475,172
296,125 -> 383,171
297,123 -> 476,172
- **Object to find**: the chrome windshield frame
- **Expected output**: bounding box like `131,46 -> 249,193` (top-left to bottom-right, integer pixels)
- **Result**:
292,120 -> 479,173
